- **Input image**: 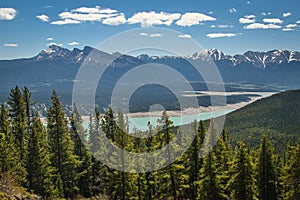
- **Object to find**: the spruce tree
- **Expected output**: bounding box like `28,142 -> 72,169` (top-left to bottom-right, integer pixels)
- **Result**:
0,104 -> 20,175
7,86 -> 28,186
228,142 -> 257,200
187,120 -> 206,199
257,135 -> 277,200
284,139 -> 300,200
27,114 -> 58,198
70,104 -> 93,197
197,150 -> 226,200
47,90 -> 80,198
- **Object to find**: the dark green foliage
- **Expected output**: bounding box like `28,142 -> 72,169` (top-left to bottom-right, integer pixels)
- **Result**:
256,135 -> 277,200
27,115 -> 57,198
197,150 -> 227,200
0,105 -> 20,175
0,86 -> 299,200
47,90 -> 80,198
224,90 -> 300,153
70,104 -> 94,197
284,139 -> 300,200
228,142 -> 257,200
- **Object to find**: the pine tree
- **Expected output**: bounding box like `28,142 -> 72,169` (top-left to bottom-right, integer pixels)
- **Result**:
228,142 -> 257,200
70,104 -> 93,197
7,86 -> 28,186
284,139 -> 300,200
257,135 -> 277,200
0,104 -> 20,174
197,150 -> 226,200
214,130 -> 232,197
27,114 -> 58,198
187,120 -> 206,199
157,111 -> 178,199
47,90 -> 80,198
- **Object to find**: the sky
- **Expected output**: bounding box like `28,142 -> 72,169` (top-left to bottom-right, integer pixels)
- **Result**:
1,0 -> 300,59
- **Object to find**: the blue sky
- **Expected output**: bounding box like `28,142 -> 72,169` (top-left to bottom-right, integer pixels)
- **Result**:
1,0 -> 300,59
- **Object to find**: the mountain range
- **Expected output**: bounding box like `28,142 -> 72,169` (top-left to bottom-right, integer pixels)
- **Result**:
1,45 -> 299,84
0,45 -> 299,109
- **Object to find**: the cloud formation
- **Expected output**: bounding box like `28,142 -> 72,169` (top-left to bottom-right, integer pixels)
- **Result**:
0,8 -> 17,20
262,12 -> 271,16
36,14 -> 49,22
244,23 -> 281,29
51,6 -> 125,26
263,18 -> 283,24
176,12 -> 216,26
68,41 -> 79,46
73,6 -> 117,14
283,28 -> 293,32
211,24 -> 234,28
51,19 -> 81,25
229,8 -> 237,13
47,42 -> 62,47
46,37 -> 54,41
206,33 -> 236,38
286,24 -> 297,28
178,34 -> 191,38
139,32 -> 163,37
127,11 -> 181,27
3,43 -> 18,47
239,15 -> 256,24
283,12 -> 291,17
102,14 -> 126,25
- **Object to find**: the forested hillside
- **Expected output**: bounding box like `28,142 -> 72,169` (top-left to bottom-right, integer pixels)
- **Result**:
0,86 -> 299,199
224,89 -> 300,152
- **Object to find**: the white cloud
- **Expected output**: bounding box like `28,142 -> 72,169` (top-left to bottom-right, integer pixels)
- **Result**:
283,12 -> 291,17
51,6 -> 125,26
206,33 -> 237,38
73,6 -> 117,14
244,23 -> 282,29
178,34 -> 191,38
0,8 -> 17,20
68,41 -> 79,46
149,33 -> 162,37
262,12 -> 271,16
247,1 -> 251,4
283,28 -> 294,31
46,37 -> 54,41
36,14 -> 49,22
239,17 -> 256,24
239,15 -> 256,24
297,20 -> 300,24
51,19 -> 81,25
139,33 -> 162,37
127,11 -> 181,27
244,15 -> 256,19
3,43 -> 18,47
176,12 -> 216,26
47,42 -> 63,47
208,11 -> 213,15
263,18 -> 283,24
58,11 -> 118,21
286,24 -> 297,28
102,14 -> 126,25
211,24 -> 233,28
229,8 -> 237,13
139,32 -> 149,36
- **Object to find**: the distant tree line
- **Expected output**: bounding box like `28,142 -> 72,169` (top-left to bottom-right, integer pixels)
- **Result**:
0,86 -> 299,199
